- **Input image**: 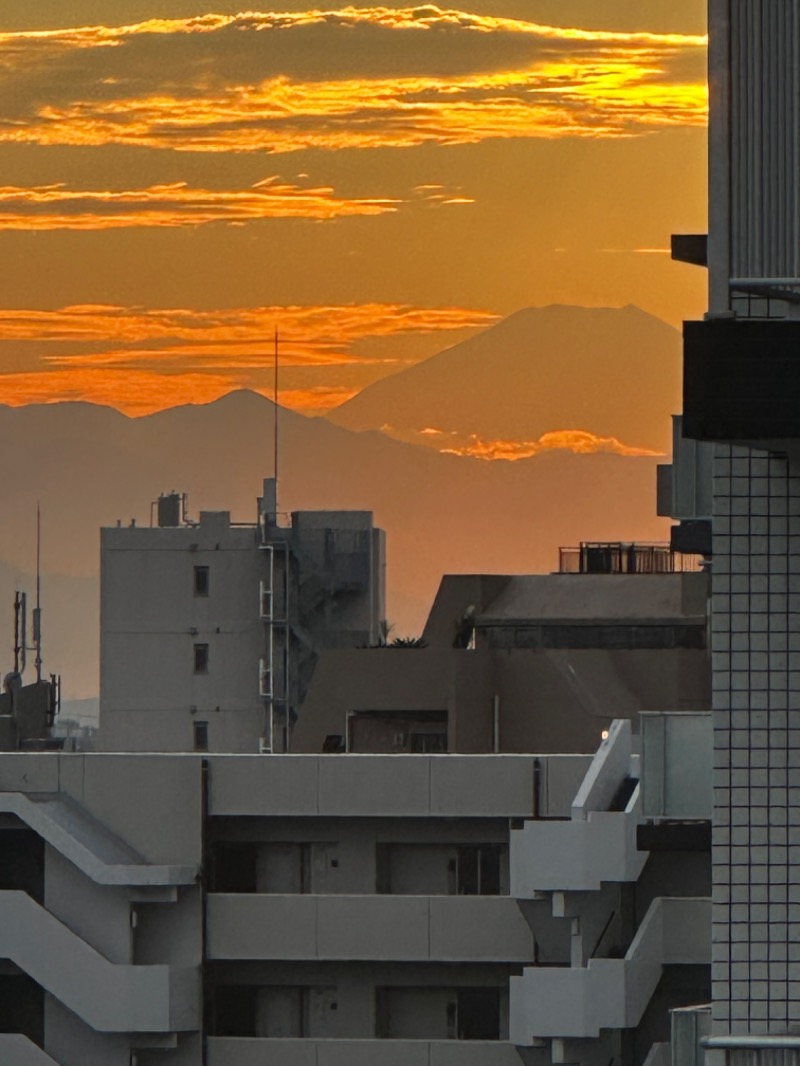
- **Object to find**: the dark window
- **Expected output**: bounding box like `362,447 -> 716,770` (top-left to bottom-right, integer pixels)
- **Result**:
375,844 -> 391,894
457,988 -> 500,1040
194,566 -> 209,596
210,985 -> 258,1037
457,845 -> 502,895
209,842 -> 257,892
347,710 -> 448,753
485,623 -> 706,651
193,721 -> 209,752
194,643 -> 209,673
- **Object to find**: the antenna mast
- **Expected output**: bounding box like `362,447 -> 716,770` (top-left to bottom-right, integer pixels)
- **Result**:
34,503 -> 42,682
273,326 -> 279,512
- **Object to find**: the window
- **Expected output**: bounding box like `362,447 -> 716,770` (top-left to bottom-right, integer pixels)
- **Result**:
194,643 -> 209,673
346,710 -> 448,753
456,845 -> 503,895
456,988 -> 501,1040
193,721 -> 209,752
193,566 -> 209,596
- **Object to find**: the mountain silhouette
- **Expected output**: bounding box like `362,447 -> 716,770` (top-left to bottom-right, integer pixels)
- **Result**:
326,304 -> 681,454
0,390 -> 670,699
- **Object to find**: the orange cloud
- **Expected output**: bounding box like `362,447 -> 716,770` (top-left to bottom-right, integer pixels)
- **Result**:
0,303 -> 494,356
0,302 -> 497,415
0,369 -> 361,418
0,178 -> 399,229
0,9 -> 707,154
0,368 -> 243,415
392,426 -> 663,460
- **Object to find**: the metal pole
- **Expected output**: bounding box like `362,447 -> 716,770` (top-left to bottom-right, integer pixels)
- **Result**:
34,504 -> 42,682
273,327 -> 279,513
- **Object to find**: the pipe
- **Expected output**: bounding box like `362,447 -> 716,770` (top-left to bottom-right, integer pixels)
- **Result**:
492,694 -> 500,753
704,1038 -> 800,1049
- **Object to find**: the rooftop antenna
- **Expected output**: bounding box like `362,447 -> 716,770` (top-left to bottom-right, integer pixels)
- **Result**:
13,591 -> 26,676
273,326 -> 279,513
33,503 -> 42,683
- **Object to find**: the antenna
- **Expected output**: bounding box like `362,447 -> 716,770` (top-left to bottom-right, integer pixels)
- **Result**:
33,503 -> 42,683
273,326 -> 279,512
13,591 -> 26,676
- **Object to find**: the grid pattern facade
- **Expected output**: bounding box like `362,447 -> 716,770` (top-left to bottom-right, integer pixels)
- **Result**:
711,444 -> 800,1033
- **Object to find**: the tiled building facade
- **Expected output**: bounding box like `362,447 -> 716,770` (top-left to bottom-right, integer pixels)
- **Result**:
679,0 -> 800,1043
710,446 -> 800,1031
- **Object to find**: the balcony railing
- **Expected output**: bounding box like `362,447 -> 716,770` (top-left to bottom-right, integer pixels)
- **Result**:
559,543 -> 702,575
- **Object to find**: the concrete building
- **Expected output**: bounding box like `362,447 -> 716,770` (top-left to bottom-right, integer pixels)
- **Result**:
99,480 -> 386,754
671,0 -> 800,1054
0,484 -> 716,1065
294,567 -> 711,755
0,711 -> 715,1066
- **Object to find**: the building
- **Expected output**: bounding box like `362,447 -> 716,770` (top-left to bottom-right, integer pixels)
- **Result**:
0,487 -> 717,1066
0,709 -> 716,1066
293,566 -> 711,755
671,0 -> 800,1052
1,591 -> 61,753
99,479 -> 386,754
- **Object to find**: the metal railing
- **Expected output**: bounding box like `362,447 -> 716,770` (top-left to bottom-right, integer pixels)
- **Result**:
559,543 -> 702,575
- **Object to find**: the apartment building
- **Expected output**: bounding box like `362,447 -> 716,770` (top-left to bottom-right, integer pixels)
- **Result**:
99,479 -> 386,754
0,707 -> 717,1066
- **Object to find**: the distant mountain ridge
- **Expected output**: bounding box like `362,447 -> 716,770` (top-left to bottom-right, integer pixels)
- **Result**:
0,390 -> 669,699
326,304 -> 681,455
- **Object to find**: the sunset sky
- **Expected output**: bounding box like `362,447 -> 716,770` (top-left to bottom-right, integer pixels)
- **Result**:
0,1 -> 709,417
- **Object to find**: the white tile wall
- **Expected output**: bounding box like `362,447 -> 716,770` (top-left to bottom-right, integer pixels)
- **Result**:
712,445 -> 800,1033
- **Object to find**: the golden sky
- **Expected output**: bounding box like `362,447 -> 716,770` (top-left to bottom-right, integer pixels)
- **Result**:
0,2 -> 708,418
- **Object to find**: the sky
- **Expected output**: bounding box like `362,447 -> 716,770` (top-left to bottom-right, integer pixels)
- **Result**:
0,1 -> 709,417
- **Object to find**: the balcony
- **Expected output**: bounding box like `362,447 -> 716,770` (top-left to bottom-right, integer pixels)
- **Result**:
559,542 -> 701,575
511,789 -> 644,895
209,755 -> 542,819
207,1038 -> 523,1066
509,896 -> 710,1042
207,894 -> 533,962
511,719 -> 646,896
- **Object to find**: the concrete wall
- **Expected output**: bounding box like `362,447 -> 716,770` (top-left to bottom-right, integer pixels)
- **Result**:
209,754 -> 540,818
640,712 -> 712,820
100,518 -> 264,753
291,645 -> 710,756
207,894 -> 534,962
207,1038 -> 522,1066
